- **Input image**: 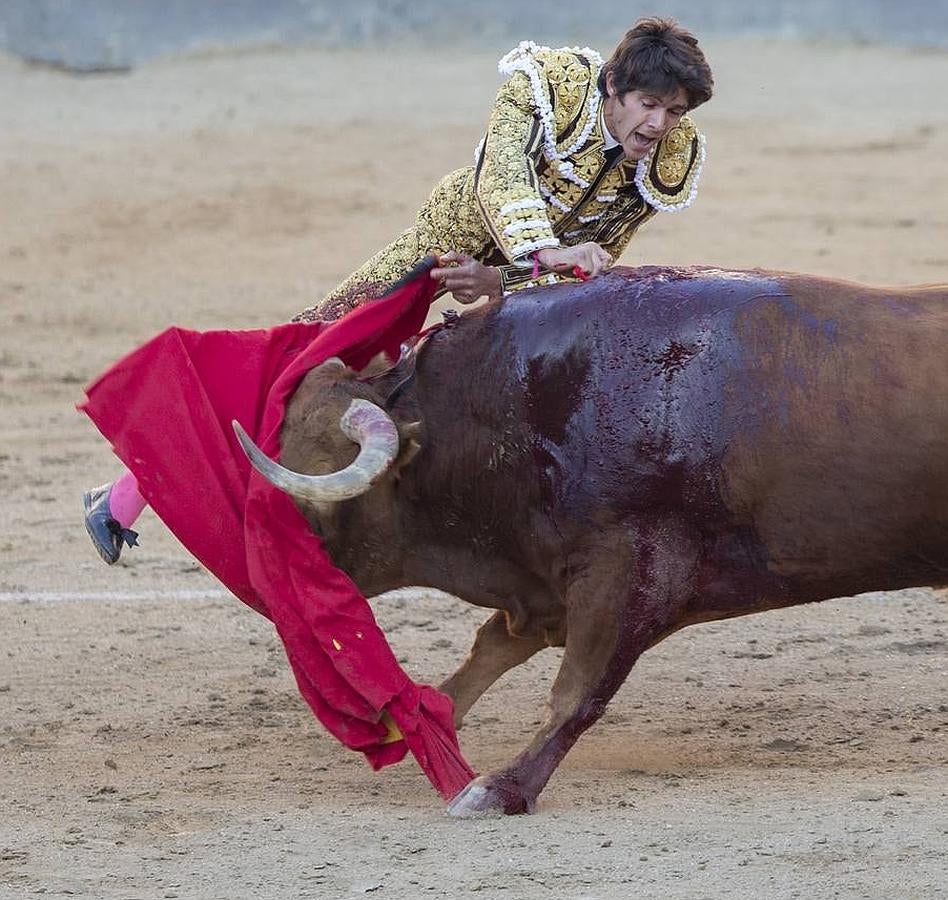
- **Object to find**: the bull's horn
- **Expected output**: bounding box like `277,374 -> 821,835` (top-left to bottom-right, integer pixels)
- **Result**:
232,399 -> 399,503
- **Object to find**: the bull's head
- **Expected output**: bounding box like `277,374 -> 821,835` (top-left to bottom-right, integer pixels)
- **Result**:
233,389 -> 399,503
233,355 -> 420,501
231,355 -> 422,585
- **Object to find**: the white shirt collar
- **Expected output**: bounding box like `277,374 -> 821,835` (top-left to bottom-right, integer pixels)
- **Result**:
600,104 -> 620,150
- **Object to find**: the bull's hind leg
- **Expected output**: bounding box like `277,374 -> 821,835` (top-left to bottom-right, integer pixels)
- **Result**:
448,524 -> 697,816
439,610 -> 554,728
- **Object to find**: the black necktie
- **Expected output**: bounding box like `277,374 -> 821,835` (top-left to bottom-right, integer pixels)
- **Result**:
603,145 -> 624,171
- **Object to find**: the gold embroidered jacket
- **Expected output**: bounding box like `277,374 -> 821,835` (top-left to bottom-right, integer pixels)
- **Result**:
303,41 -> 707,320
476,41 -> 706,293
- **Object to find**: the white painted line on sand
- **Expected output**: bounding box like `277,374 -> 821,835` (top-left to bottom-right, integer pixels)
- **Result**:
0,588 -> 232,604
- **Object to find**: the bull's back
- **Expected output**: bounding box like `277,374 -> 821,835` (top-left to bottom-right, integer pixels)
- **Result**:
421,266 -> 948,600
491,267 -> 798,520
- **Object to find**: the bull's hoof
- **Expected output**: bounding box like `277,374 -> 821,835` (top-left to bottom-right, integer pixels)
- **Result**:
447,776 -> 535,817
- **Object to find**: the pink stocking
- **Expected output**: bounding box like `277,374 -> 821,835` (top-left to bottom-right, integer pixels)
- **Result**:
110,470 -> 147,528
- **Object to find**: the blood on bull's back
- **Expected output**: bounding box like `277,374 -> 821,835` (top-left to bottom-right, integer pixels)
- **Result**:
414,266 -> 948,607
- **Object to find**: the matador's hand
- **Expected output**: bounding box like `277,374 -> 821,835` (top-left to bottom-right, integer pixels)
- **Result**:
537,242 -> 613,278
430,251 -> 502,304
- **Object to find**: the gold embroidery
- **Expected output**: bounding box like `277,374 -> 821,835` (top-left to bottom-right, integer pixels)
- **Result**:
634,115 -> 705,211
653,116 -> 697,188
296,47 -> 705,320
545,50 -> 590,131
474,71 -> 559,259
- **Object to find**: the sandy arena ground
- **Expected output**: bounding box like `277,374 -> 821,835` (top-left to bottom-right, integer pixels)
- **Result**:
1,36 -> 946,899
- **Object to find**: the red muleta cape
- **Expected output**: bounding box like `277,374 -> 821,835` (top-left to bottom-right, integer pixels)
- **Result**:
79,260 -> 476,801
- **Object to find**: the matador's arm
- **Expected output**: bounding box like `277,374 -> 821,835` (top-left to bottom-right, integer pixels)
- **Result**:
491,204 -> 658,295
473,71 -> 560,264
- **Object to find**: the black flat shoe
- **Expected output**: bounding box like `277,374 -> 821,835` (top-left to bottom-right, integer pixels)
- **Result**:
83,483 -> 139,565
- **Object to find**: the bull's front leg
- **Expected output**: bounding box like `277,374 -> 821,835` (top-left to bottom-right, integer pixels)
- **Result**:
439,609 -> 553,728
448,525 -> 697,816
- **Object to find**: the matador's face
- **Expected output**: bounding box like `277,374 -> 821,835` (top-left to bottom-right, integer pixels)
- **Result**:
603,74 -> 689,162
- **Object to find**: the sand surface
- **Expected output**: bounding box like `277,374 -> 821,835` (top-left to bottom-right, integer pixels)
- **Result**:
1,37 -> 946,899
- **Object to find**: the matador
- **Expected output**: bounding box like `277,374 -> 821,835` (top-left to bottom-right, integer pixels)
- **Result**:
297,17 -> 714,322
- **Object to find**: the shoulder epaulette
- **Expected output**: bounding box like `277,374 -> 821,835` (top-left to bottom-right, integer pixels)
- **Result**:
634,115 -> 706,212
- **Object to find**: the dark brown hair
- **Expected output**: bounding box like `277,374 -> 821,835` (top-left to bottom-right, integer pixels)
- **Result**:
598,18 -> 714,109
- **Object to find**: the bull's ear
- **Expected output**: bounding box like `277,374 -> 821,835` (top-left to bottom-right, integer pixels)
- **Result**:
308,355 -> 356,383
395,421 -> 423,472
399,421 -> 423,444
360,352 -> 397,379
396,437 -> 423,471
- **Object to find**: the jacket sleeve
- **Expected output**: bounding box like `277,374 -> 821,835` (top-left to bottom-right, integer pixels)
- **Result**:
496,264 -> 583,295
473,71 -> 561,264
497,202 -> 657,295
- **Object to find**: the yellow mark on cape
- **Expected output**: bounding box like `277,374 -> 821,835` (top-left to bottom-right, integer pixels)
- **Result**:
380,711 -> 403,744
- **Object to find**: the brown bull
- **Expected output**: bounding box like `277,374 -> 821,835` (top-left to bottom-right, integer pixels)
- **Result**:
236,265 -> 948,815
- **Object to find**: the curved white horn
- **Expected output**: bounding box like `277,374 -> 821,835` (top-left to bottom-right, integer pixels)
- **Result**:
232,399 -> 399,503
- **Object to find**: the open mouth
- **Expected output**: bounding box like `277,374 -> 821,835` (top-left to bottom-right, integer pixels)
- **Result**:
630,131 -> 656,152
